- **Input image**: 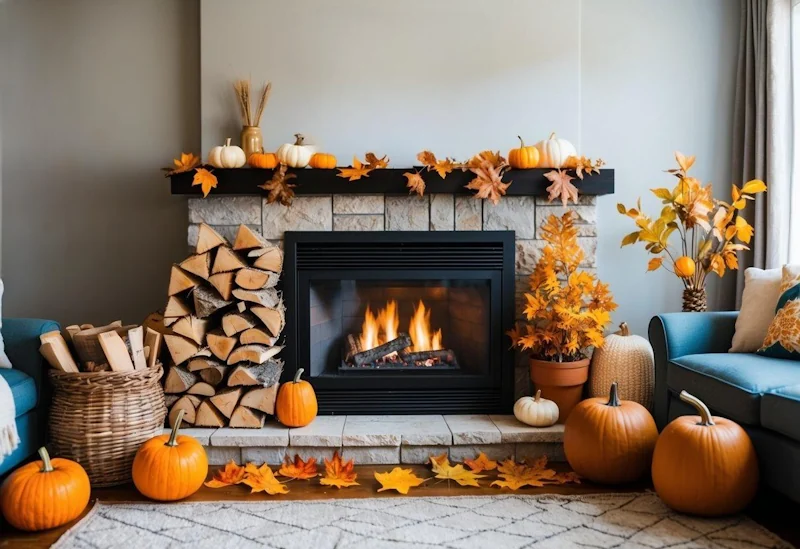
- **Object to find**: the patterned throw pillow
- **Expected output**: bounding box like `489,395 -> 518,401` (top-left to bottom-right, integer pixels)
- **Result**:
758,265 -> 800,360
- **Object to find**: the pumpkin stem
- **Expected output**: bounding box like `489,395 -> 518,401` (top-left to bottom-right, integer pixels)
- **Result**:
606,382 -> 621,407
224,137 -> 231,147
294,134 -> 305,146
534,389 -> 541,402
679,390 -> 715,426
618,322 -> 630,336
548,132 -> 556,140
293,368 -> 304,383
38,447 -> 54,473
517,136 -> 525,148
166,409 -> 184,447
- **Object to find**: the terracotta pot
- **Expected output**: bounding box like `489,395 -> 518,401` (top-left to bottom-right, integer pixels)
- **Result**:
530,357 -> 590,423
240,126 -> 263,160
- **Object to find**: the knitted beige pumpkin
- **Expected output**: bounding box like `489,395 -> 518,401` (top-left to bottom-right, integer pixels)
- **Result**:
588,323 -> 654,410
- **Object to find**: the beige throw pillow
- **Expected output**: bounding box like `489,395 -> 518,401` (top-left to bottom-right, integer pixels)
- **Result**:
730,267 -> 783,353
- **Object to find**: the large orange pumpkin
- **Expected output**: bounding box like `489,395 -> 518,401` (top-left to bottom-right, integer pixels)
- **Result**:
652,391 -> 759,516
132,409 -> 207,501
564,382 -> 658,484
0,447 -> 90,531
276,368 -> 318,427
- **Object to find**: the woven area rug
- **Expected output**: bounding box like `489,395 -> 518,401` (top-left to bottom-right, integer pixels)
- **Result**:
53,492 -> 791,549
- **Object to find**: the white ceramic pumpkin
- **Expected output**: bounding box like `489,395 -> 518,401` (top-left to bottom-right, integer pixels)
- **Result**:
276,134 -> 313,168
588,322 -> 655,409
534,132 -> 577,168
208,138 -> 246,168
514,390 -> 560,427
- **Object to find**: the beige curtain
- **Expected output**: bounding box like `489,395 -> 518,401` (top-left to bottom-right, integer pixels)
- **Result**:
729,0 -> 795,307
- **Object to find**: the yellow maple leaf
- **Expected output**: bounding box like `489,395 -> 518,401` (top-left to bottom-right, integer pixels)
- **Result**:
404,171 -> 426,197
375,467 -> 428,494
278,454 -> 318,480
463,452 -> 498,473
337,157 -> 373,181
364,152 -> 389,169
319,451 -> 359,489
429,455 -> 485,487
735,215 -> 754,243
433,159 -> 456,179
204,460 -> 246,488
163,152 -> 201,176
491,457 -> 557,490
241,463 -> 289,495
192,167 -> 218,198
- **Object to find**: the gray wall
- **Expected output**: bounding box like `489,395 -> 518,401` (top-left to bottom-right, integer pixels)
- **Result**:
0,0 -> 200,325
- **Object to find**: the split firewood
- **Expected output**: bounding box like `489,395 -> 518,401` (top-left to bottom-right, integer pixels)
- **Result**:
163,365 -> 197,393
84,361 -> 111,372
229,406 -> 265,428
39,341 -> 79,373
71,323 -> 136,365
199,365 -> 228,386
193,348 -> 213,358
233,225 -> 270,251
193,285 -> 232,318
237,301 -> 247,313
98,331 -> 135,372
251,305 -> 286,337
64,325 -> 81,343
208,272 -> 235,301
164,334 -> 201,365
227,344 -> 282,366
180,252 -> 212,280
164,394 -> 181,408
239,385 -> 279,415
171,315 -> 210,345
187,381 -> 216,397
127,326 -> 147,370
168,265 -> 203,296
187,356 -> 224,372
79,324 -> 94,330
196,223 -> 226,254
142,313 -> 174,338
231,287 -> 281,308
209,387 -> 242,418
164,317 -> 180,327
221,311 -> 258,337
234,268 -> 279,290
240,327 -> 278,346
207,330 -> 237,361
227,360 -> 283,387
212,246 -> 248,274
345,334 -> 363,362
165,296 -> 191,318
194,400 -> 226,427
169,395 -> 198,426
144,328 -> 162,368
252,247 -> 283,273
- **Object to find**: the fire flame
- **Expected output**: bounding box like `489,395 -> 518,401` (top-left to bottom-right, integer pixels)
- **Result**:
359,299 -> 442,352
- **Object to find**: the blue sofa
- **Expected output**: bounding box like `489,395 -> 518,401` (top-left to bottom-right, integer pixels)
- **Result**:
650,312 -> 800,503
0,318 -> 60,477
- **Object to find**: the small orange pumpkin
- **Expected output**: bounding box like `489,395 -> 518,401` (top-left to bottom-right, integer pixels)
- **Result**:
276,368 -> 318,427
0,447 -> 90,531
652,391 -> 758,516
309,152 -> 337,169
132,409 -> 207,501
508,136 -> 540,169
564,382 -> 658,484
248,148 -> 279,169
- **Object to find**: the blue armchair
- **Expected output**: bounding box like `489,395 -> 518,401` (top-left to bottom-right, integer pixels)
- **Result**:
0,318 -> 60,476
650,312 -> 800,503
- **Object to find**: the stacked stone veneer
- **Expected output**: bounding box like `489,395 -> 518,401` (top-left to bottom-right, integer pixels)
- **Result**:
187,194 -> 598,398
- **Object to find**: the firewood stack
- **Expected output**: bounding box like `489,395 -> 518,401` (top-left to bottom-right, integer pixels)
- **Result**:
161,223 -> 285,429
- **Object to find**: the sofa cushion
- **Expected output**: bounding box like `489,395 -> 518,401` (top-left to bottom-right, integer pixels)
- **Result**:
762,384 -> 800,441
668,353 -> 800,425
0,368 -> 37,416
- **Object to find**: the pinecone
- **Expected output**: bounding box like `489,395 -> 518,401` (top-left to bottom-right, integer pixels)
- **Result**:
682,287 -> 707,312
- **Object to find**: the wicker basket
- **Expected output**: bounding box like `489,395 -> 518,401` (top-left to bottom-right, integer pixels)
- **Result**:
48,364 -> 166,487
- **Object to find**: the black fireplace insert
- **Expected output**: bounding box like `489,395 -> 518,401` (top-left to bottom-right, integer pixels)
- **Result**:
282,231 -> 515,414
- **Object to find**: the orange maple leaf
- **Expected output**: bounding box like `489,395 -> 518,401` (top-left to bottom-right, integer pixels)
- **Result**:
375,467 -> 427,494
278,455 -> 318,480
319,451 -> 359,489
468,150 -> 506,169
364,152 -> 389,169
259,164 -> 297,206
192,167 -> 218,198
163,152 -> 201,176
404,171 -> 426,197
337,157 -> 373,181
204,460 -> 246,488
491,458 -> 558,490
241,463 -> 289,495
463,452 -> 498,473
433,159 -> 456,179
466,160 -> 511,205
544,169 -> 579,206
429,455 -> 485,487
417,150 -> 437,167
563,155 -> 605,179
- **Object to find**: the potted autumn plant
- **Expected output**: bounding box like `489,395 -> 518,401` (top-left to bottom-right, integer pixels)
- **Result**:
618,152 -> 766,311
509,212 -> 617,423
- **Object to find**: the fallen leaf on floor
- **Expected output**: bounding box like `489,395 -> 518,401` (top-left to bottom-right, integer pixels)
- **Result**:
192,168 -> 218,198
544,169 -> 579,206
375,467 -> 428,494
242,463 -> 289,495
491,457 -> 557,490
364,152 -> 389,169
204,460 -> 246,488
278,455 -> 318,480
463,452 -> 498,473
404,171 -> 426,197
163,152 -> 201,176
430,455 -> 485,487
337,157 -> 373,181
320,451 -> 359,489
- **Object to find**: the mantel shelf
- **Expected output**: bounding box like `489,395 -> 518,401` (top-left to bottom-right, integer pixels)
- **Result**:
170,167 -> 614,197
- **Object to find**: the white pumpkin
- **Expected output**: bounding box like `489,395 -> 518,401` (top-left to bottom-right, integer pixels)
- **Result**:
514,390 -> 560,427
589,322 -> 655,409
208,138 -> 246,168
276,134 -> 313,168
534,132 -> 577,168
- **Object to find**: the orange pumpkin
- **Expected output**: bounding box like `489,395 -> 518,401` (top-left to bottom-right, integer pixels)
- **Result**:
0,447 -> 90,531
508,136 -> 540,169
309,152 -> 337,169
276,368 -> 318,427
564,382 -> 658,484
132,409 -> 207,501
248,149 -> 278,169
652,391 -> 758,516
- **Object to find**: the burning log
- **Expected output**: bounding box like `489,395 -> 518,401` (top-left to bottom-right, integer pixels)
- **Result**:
351,333 -> 412,367
345,334 -> 363,362
401,349 -> 456,365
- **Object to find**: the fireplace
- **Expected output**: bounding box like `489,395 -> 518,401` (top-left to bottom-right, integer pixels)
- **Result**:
283,231 -> 515,415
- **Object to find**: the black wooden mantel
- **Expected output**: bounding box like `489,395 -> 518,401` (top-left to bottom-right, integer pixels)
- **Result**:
170,167 -> 614,197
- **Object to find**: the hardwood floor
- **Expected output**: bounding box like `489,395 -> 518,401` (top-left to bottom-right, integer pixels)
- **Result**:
1,465 -> 797,548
